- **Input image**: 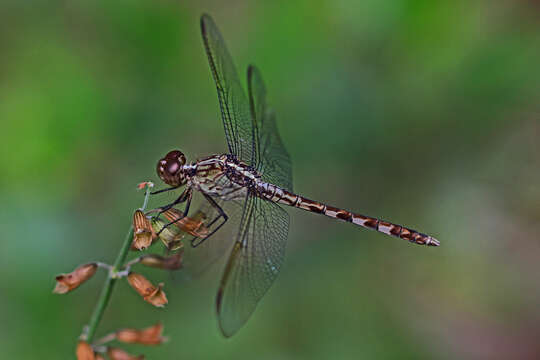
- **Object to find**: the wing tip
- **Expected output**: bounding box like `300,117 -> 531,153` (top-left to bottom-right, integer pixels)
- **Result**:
247,64 -> 255,77
247,64 -> 261,81
247,64 -> 265,100
215,288 -> 236,338
219,326 -> 234,338
200,13 -> 213,36
216,287 -> 224,311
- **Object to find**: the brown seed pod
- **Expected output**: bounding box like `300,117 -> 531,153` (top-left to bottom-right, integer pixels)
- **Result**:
116,323 -> 167,345
139,252 -> 183,271
132,210 -> 154,250
54,263 -> 98,294
76,341 -> 96,360
107,347 -> 145,360
127,273 -> 168,308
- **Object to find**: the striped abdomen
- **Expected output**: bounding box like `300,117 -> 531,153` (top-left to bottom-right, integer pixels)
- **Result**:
256,182 -> 440,246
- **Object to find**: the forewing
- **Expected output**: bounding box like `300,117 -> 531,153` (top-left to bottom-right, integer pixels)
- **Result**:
201,14 -> 256,166
216,194 -> 289,337
247,65 -> 293,191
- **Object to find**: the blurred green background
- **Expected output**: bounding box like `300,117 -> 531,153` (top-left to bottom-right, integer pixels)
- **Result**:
1,0 -> 539,359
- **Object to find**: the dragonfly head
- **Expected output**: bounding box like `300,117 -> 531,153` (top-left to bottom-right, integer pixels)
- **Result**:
156,150 -> 187,186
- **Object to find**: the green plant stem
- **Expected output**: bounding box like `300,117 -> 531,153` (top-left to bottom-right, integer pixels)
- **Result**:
85,226 -> 133,343
84,183 -> 153,343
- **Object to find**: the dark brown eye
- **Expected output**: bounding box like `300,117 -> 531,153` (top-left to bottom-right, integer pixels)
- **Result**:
167,162 -> 179,174
156,150 -> 186,186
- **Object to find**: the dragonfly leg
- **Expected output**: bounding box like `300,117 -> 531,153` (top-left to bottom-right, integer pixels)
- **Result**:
153,187 -> 191,215
155,188 -> 193,235
191,194 -> 228,248
150,185 -> 181,195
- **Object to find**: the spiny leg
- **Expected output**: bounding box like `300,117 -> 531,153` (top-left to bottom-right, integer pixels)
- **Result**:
191,194 -> 229,248
158,187 -> 192,215
145,187 -> 190,217
148,188 -> 194,236
150,185 -> 181,195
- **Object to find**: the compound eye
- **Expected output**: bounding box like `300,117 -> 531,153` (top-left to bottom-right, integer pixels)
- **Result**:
156,150 -> 186,185
165,150 -> 186,166
166,161 -> 179,175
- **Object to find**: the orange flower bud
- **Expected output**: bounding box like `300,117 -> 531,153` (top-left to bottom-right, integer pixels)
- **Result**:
116,323 -> 167,345
138,323 -> 167,345
137,181 -> 153,190
115,328 -> 138,344
127,273 -> 168,307
127,272 -> 155,297
145,284 -> 168,307
132,210 -> 154,251
76,341 -> 95,360
140,252 -> 183,270
107,347 -> 144,360
54,263 -> 98,294
162,209 -> 209,238
95,355 -> 105,360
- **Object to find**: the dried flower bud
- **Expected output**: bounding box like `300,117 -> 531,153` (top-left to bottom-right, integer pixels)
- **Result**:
127,272 -> 155,297
163,209 -> 209,238
145,284 -> 168,307
115,328 -> 138,344
151,218 -> 184,251
54,263 -> 98,294
140,252 -> 183,270
76,341 -> 95,360
137,181 -> 153,190
116,323 -> 167,345
95,355 -> 105,360
127,273 -> 168,307
107,347 -> 144,360
132,210 -> 154,251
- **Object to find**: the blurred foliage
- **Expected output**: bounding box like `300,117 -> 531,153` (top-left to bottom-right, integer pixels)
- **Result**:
1,0 -> 539,359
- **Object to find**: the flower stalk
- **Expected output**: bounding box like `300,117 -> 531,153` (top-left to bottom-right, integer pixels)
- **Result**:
83,184 -> 153,342
55,181 -> 186,357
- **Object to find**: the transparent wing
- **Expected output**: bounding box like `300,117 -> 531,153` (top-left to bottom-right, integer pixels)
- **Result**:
182,196 -> 244,277
247,65 -> 293,191
216,193 -> 290,337
200,14 -> 256,166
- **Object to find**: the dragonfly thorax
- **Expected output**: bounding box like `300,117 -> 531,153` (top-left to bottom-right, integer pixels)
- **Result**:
157,149 -> 188,186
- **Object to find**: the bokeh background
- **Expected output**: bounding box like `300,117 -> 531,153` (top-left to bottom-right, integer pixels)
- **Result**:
1,1 -> 539,359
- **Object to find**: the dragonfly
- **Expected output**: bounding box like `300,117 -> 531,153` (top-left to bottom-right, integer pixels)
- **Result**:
153,14 -> 440,338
